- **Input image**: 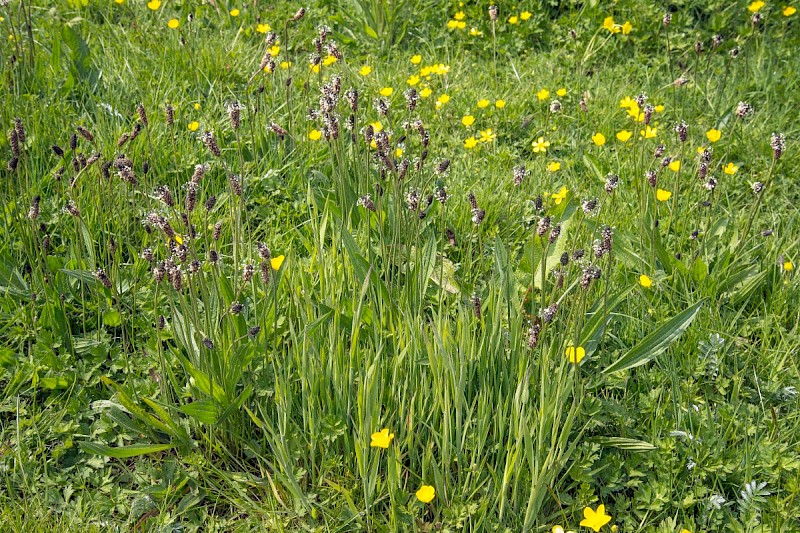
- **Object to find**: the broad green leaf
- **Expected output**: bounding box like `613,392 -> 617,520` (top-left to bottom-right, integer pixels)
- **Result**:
79,441 -> 175,458
590,437 -> 657,451
102,309 -> 121,327
180,399 -> 218,425
604,300 -> 705,374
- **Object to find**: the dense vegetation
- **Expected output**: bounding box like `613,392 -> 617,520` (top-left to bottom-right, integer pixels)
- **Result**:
1,0 -> 799,530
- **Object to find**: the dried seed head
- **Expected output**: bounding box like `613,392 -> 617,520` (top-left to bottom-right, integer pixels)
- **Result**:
76,126 -> 94,142
560,251 -> 569,266
165,104 -> 174,127
542,303 -> 559,323
489,5 -> 498,21
117,132 -> 130,147
203,337 -> 214,349
191,163 -> 208,184
228,174 -> 243,196
229,301 -> 243,315
663,12 -> 672,26
582,198 -> 598,215
404,88 -> 418,112
675,121 -> 688,142
156,185 -> 175,207
8,128 -> 19,158
647,170 -> 657,188
643,104 -> 654,125
227,101 -> 243,130
761,229 -> 774,237
157,315 -> 166,330
549,100 -> 562,113
258,242 -> 271,260
357,194 -> 376,212
730,47 -> 740,58
200,130 -> 221,157
603,174 -> 619,194
654,144 -> 666,158
536,216 -> 551,237
471,294 -> 482,318
270,123 -> 288,140
248,326 -> 261,338
527,321 -> 541,348
185,182 -> 198,212
69,133 -> 78,150
171,267 -> 183,291
52,144 -> 64,157
406,188 -> 421,211
468,192 -> 478,210
290,7 -> 306,22
64,202 -> 80,217
771,133 -> 785,160
712,34 -> 724,48
242,263 -> 255,283
213,223 -> 222,241
704,178 -> 717,191
549,223 -> 562,244
735,101 -> 753,118
752,182 -> 764,194
694,41 -> 704,54
209,249 -> 219,264
533,195 -> 543,212
28,195 -> 40,221
345,88 -> 358,112
13,117 -> 25,146
435,158 -> 451,176
260,260 -> 270,284
579,97 -> 587,113
513,165 -> 528,186
95,268 -> 112,289
141,248 -> 154,262
434,185 -> 448,205
136,103 -> 148,128
572,248 -> 585,261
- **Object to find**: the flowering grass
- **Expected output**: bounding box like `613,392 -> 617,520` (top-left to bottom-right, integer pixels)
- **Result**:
1,1 -> 799,531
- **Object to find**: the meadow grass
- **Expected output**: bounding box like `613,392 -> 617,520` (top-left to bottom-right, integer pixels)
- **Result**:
1,1 -> 799,531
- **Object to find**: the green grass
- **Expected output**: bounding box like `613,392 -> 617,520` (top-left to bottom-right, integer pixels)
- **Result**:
1,0 -> 799,531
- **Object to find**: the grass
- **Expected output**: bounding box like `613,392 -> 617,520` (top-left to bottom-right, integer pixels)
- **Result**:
1,0 -> 799,531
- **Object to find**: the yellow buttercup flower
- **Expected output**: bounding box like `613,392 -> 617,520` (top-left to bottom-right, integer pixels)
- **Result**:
508,16 -> 519,25
536,88 -> 550,101
168,19 -> 179,29
308,129 -> 322,141
187,121 -> 199,132
495,99 -> 506,109
621,21 -> 633,34
280,61 -> 291,69
464,136 -> 478,149
256,23 -> 271,33
420,87 -> 432,98
193,103 -> 201,110
380,87 -> 394,97
447,19 -> 459,29
406,75 -> 420,86
147,0 -> 160,9
416,485 -> 435,503
436,93 -> 450,105
723,162 -> 738,175
556,88 -> 567,97
269,45 -> 281,56
370,121 -> 383,133
551,185 -> 568,204
229,8 -> 240,17
547,161 -> 561,172
469,27 -> 483,36
566,345 -> 586,364
603,16 -> 621,33
655,104 -> 665,112
411,54 -> 422,64
580,504 -> 612,532
532,137 -> 550,153
640,126 -> 657,138
358,65 -> 372,76
784,6 -> 797,16
322,55 -> 338,66
520,11 -> 532,21
454,11 -> 465,20
592,132 -> 606,146
668,160 -> 681,172
656,189 -> 672,201
619,96 -> 636,109
706,128 -> 722,143
784,260 -> 795,271
748,1 -> 765,12
370,428 -> 394,448
462,115 -> 475,127
479,129 -> 496,142
477,99 -> 490,108
616,130 -> 632,142
271,255 -> 285,270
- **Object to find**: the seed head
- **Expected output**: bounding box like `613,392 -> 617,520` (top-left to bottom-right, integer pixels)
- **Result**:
165,104 -> 174,127
675,121 -> 688,142
513,165 -> 528,186
358,194 -> 376,212
201,130 -> 221,157
28,196 -> 40,221
771,133 -> 785,160
489,5 -> 498,21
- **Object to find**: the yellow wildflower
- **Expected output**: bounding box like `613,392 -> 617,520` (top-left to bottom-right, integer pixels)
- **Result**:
147,0 -> 160,9
580,504 -> 612,532
168,18 -> 179,29
706,128 -> 722,143
668,160 -> 681,172
532,137 -> 550,153
495,99 -> 506,109
723,162 -> 738,175
358,65 -> 372,76
536,88 -> 550,101
656,189 -> 672,201
370,428 -> 394,448
271,255 -> 285,270
640,126 -> 657,138
566,346 -> 586,364
477,99 -> 490,108
416,485 -> 435,503
748,1 -> 765,12
187,121 -> 199,132
592,132 -> 606,146
256,23 -> 271,33
547,161 -> 561,172
520,11 -> 532,20
509,16 -> 519,25
411,54 -> 422,64
308,130 -> 322,141
464,136 -> 478,149
616,130 -> 632,142
380,87 -> 394,97
462,115 -> 475,127
229,9 -> 240,17
551,186 -> 568,204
